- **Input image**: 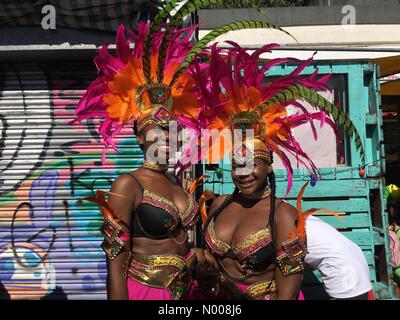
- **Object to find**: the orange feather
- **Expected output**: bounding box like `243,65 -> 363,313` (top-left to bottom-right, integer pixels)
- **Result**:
290,181 -> 345,241
198,190 -> 216,225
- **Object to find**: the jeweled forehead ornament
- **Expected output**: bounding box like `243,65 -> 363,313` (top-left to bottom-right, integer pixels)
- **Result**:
135,83 -> 176,132
230,111 -> 271,164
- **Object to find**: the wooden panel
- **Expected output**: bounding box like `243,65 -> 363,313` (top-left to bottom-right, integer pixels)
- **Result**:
286,198 -> 370,213
204,179 -> 370,198
310,214 -> 370,229
341,229 -> 373,246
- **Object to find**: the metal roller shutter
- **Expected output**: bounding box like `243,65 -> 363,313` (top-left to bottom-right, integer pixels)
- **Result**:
0,60 -> 143,300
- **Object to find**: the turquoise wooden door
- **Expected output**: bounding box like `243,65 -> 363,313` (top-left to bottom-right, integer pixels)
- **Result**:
203,60 -> 394,299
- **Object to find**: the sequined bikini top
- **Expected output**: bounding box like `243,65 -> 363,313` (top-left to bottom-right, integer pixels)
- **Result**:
128,173 -> 199,239
204,195 -> 279,273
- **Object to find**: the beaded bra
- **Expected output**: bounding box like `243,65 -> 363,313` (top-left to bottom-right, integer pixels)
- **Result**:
204,193 -> 278,275
129,174 -> 199,239
205,218 -> 274,272
140,189 -> 199,230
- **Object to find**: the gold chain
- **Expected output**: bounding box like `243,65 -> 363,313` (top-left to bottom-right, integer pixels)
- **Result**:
218,258 -> 251,281
142,160 -> 168,172
261,186 -> 271,199
170,231 -> 188,246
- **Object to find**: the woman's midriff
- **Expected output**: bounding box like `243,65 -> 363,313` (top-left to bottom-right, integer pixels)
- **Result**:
219,257 -> 275,284
217,273 -> 277,300
208,258 -> 277,300
130,231 -> 190,256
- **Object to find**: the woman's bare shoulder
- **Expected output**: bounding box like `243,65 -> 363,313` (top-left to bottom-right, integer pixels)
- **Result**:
274,199 -> 298,225
110,172 -> 141,198
208,194 -> 231,215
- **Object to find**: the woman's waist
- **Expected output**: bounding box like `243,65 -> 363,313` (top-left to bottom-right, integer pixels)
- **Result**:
127,250 -> 196,300
217,272 -> 276,300
130,235 -> 190,255
129,249 -> 196,269
218,257 -> 275,284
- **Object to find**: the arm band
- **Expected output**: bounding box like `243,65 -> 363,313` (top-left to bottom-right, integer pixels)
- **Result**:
276,236 -> 307,277
100,215 -> 126,260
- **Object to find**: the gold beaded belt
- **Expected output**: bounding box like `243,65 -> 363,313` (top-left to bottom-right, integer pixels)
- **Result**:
245,280 -> 276,300
219,274 -> 276,300
127,250 -> 197,300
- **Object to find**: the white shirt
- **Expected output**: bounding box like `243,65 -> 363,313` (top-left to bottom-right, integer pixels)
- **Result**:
304,216 -> 372,298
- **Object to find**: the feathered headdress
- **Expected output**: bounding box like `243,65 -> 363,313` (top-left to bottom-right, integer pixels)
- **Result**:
71,0 -> 291,166
186,42 -> 365,195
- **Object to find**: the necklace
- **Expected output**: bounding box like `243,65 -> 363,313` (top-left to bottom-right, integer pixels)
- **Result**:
170,231 -> 188,246
260,186 -> 271,199
218,258 -> 252,281
142,160 -> 168,172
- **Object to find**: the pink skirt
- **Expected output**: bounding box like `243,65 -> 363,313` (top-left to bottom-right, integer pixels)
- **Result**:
187,279 -> 305,300
127,277 -> 175,300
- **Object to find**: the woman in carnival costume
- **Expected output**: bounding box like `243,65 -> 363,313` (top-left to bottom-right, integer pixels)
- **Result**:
72,0 -> 293,300
385,184 -> 400,290
187,43 -> 365,300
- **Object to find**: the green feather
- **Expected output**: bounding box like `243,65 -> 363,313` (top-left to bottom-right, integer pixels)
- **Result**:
170,19 -> 294,85
155,0 -> 225,83
142,0 -> 179,82
258,84 -> 365,164
231,111 -> 262,123
172,0 -> 224,21
156,18 -> 182,82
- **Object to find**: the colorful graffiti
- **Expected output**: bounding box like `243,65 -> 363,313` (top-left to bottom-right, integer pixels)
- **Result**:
0,62 -> 142,299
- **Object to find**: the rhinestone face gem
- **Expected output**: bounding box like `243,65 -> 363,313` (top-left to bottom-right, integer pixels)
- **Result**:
233,143 -> 254,164
154,107 -> 173,122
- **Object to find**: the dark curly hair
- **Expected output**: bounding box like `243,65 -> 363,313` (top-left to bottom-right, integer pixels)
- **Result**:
133,121 -> 145,151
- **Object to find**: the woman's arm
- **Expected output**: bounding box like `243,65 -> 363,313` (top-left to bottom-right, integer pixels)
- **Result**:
203,195 -> 230,230
105,174 -> 137,300
194,195 -> 229,288
274,202 -> 304,300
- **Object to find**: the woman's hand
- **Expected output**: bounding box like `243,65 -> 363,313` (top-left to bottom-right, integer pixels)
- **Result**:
193,248 -> 220,292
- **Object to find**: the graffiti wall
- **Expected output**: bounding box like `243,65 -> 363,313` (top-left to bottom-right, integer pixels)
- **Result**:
0,60 -> 142,299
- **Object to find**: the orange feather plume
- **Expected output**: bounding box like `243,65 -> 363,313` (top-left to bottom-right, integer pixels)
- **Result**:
198,189 -> 217,225
289,181 -> 344,241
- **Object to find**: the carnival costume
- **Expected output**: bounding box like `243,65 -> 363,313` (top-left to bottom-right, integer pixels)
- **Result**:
385,184 -> 400,285
187,43 -> 366,299
72,0 -> 294,300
